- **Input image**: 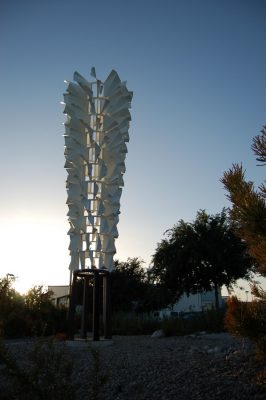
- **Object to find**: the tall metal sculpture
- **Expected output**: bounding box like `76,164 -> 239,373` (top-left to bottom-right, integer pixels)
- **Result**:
63,68 -> 132,340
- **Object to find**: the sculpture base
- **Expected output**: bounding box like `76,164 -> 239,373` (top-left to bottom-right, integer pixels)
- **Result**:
66,338 -> 114,348
67,269 -> 111,341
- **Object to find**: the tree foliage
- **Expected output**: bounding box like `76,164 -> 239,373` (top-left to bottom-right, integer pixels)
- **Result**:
0,280 -> 66,338
23,286 -> 66,336
222,127 -> 266,378
109,258 -> 168,312
25,285 -> 54,311
150,210 -> 254,308
221,126 -> 266,276
111,258 -> 148,312
0,276 -> 24,334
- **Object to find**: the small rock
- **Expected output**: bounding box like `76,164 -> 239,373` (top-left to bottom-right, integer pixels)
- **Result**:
207,346 -> 221,354
151,329 -> 165,338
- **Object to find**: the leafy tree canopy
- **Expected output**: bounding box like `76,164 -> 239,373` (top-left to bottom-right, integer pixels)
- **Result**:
150,209 -> 255,308
0,275 -> 24,319
25,286 -> 54,311
111,258 -> 147,312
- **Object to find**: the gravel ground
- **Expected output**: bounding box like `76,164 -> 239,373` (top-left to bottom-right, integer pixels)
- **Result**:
2,333 -> 266,400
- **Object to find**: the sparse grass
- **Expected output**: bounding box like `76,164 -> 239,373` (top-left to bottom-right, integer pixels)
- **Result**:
112,312 -> 160,335
0,337 -> 76,400
111,310 -> 225,336
161,309 -> 225,337
0,336 -> 110,400
0,339 -> 76,400
88,346 -> 109,400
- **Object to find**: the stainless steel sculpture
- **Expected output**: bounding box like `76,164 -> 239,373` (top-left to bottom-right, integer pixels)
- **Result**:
63,68 -> 132,339
64,68 -> 132,272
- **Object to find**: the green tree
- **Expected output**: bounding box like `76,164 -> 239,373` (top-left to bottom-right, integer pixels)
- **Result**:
73,257 -> 166,315
24,286 -> 62,336
25,285 -> 54,310
110,258 -> 148,312
0,275 -> 24,337
0,275 -> 16,318
150,210 -> 254,309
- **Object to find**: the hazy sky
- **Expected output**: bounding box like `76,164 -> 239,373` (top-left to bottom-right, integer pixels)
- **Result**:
0,0 -> 265,296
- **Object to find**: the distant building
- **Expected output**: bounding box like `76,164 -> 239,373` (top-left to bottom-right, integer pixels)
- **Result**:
48,285 -> 69,307
155,289 -> 223,319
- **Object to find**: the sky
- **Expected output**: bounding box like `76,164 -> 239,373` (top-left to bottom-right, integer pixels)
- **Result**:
0,0 -> 265,298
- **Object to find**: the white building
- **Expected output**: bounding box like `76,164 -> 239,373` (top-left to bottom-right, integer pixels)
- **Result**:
157,289 -> 223,319
48,285 -> 69,307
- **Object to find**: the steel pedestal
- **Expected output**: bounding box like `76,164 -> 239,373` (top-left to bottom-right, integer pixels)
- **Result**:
68,268 -> 111,341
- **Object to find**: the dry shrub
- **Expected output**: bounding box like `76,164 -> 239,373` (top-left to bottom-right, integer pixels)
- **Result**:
225,296 -> 266,344
225,294 -> 266,386
54,332 -> 67,341
0,338 -> 77,400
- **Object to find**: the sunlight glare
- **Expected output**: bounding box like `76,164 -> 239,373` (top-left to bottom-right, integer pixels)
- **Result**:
0,217 -> 69,294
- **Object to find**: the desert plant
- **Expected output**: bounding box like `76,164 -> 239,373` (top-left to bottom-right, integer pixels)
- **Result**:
225,294 -> 266,388
0,338 -> 77,400
88,346 -> 109,400
225,296 -> 266,357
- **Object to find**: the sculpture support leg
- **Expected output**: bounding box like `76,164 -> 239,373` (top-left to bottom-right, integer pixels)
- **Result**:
103,273 -> 112,339
68,269 -> 112,341
81,277 -> 89,339
93,271 -> 100,341
68,273 -> 78,340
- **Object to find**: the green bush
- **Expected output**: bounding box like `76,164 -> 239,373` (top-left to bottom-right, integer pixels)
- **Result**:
200,309 -> 226,332
0,279 -> 68,339
4,311 -> 32,338
1,306 -> 68,339
24,306 -> 68,337
161,317 -> 188,336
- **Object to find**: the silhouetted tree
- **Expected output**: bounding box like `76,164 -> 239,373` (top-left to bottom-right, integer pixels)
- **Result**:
0,276 -> 23,317
73,258 -> 168,314
24,286 -> 63,335
150,210 -> 254,309
0,276 -> 25,337
110,258 -> 147,312
25,286 -> 54,310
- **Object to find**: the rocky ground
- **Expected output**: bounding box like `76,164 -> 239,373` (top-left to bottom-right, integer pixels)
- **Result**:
2,333 -> 266,400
